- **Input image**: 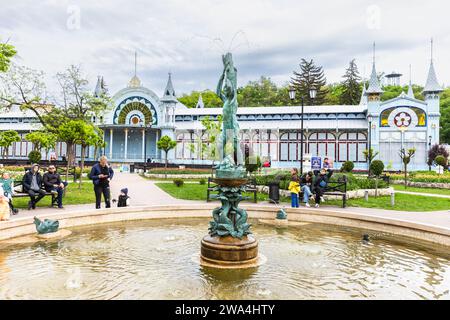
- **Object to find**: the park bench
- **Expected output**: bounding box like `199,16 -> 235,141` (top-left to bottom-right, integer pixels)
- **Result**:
299,175 -> 348,208
11,180 -> 60,207
206,176 -> 258,203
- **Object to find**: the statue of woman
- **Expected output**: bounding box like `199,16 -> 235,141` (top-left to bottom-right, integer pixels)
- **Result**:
216,52 -> 240,164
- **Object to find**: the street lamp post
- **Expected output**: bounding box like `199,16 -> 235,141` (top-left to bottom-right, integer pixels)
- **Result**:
367,114 -> 373,174
428,135 -> 432,171
289,87 -> 316,175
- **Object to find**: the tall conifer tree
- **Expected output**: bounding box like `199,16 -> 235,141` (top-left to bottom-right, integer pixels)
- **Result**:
340,59 -> 362,105
290,59 -> 327,105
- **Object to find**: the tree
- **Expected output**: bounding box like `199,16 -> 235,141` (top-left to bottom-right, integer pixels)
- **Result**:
0,41 -> 16,72
363,148 -> 379,175
340,59 -> 361,105
399,148 -> 416,189
245,155 -> 261,174
74,123 -> 99,189
157,135 -> 177,169
440,88 -> 450,144
290,59 -> 328,105
370,160 -> 385,197
25,131 -> 57,159
58,120 -> 85,182
237,76 -> 280,107
427,144 -> 449,168
0,130 -> 21,158
178,90 -> 222,108
435,155 -> 447,174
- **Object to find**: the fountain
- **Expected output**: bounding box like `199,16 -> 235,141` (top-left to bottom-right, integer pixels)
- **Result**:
199,53 -> 261,269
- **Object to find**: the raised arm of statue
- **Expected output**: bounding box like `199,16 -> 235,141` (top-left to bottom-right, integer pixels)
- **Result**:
216,73 -> 225,101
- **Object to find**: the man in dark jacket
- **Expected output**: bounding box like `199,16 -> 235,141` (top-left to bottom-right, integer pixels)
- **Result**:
313,168 -> 333,208
43,165 -> 67,209
22,163 -> 46,210
89,156 -> 114,209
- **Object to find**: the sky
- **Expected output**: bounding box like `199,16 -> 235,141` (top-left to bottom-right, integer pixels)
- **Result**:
1,0 -> 449,98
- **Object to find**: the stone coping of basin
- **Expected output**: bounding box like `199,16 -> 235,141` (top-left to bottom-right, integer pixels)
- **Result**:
0,204 -> 449,246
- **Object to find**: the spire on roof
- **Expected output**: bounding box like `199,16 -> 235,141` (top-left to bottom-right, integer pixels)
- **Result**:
161,72 -> 178,103
196,93 -> 205,108
423,39 -> 443,93
128,51 -> 142,88
94,76 -> 107,97
407,64 -> 414,98
366,42 -> 383,94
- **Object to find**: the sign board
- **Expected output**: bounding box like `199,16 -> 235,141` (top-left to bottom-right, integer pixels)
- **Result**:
311,156 -> 322,170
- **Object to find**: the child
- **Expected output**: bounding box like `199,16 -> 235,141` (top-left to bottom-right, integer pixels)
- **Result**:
314,168 -> 333,208
117,188 -> 130,207
288,168 -> 300,208
0,195 -> 10,221
0,172 -> 18,215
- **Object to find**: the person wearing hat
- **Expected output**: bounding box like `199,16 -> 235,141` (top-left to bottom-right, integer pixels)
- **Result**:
22,163 -> 46,210
117,188 -> 130,207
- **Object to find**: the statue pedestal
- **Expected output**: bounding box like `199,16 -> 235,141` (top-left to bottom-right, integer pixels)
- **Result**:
200,234 -> 262,269
35,229 -> 72,240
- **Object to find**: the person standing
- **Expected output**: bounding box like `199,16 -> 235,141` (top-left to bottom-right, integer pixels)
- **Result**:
22,164 -> 46,210
43,165 -> 67,209
288,168 -> 300,208
89,156 -> 114,209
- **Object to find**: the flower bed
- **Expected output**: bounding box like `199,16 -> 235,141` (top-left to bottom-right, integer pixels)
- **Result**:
388,171 -> 450,183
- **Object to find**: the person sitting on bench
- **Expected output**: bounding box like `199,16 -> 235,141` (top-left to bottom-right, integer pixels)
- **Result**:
43,165 -> 67,209
313,168 -> 333,208
300,171 -> 314,207
22,163 -> 46,210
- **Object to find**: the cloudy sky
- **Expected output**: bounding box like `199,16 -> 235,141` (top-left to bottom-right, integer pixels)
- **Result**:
1,0 -> 449,97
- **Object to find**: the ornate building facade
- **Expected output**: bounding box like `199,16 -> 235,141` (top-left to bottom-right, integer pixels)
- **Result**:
0,49 -> 443,171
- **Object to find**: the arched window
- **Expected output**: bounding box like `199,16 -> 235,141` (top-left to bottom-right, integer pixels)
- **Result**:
308,132 -> 336,161
279,131 -> 306,161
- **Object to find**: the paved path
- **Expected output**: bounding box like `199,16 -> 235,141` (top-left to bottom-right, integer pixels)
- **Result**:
9,173 -> 450,230
394,190 -> 450,199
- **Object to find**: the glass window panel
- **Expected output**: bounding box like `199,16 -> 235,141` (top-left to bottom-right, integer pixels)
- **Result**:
348,143 -> 357,161
339,143 -> 347,161
358,143 -> 366,162
327,143 -> 336,160
289,132 -> 297,140
318,133 -> 327,140
280,143 -> 288,161
270,143 -> 278,160
309,133 -> 318,140
348,133 -> 357,140
289,143 -> 297,160
308,143 -> 317,156
318,143 -> 327,157
280,133 -> 288,140
261,143 -> 269,157
339,133 -> 347,140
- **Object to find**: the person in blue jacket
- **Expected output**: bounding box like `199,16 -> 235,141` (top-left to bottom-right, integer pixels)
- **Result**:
89,156 -> 114,209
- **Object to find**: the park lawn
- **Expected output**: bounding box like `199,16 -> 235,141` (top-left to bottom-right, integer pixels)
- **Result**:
155,182 -> 275,202
12,182 -> 96,209
392,184 -> 450,196
323,193 -> 450,212
156,182 -> 449,212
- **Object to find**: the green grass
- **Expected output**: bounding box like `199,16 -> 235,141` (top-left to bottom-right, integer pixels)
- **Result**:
323,193 -> 450,212
156,182 -> 450,212
392,184 -> 450,196
155,182 -> 276,202
12,182 -> 96,209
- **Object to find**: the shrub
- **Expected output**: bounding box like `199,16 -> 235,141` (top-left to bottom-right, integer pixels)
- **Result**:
435,155 -> 447,167
28,150 -> 41,164
245,156 -> 262,174
427,144 -> 449,166
173,179 -> 184,187
199,178 -> 206,185
341,161 -> 354,173
370,160 -> 385,177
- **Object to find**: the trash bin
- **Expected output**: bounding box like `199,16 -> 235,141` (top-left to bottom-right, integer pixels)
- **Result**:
130,164 -> 135,173
268,182 -> 280,204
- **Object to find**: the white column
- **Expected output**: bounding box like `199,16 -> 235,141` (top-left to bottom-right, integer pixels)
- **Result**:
156,130 -> 159,160
141,129 -> 145,161
124,128 -> 128,160
109,128 -> 113,159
